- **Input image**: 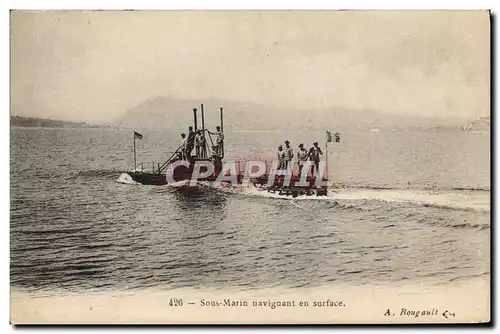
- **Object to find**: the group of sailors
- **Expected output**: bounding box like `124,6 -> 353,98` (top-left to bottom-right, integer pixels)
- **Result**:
180,126 -> 224,160
178,128 -> 323,175
277,140 -> 324,175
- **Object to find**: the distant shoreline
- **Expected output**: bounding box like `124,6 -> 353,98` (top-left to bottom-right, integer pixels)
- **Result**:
10,115 -> 489,133
10,126 -> 490,134
10,116 -> 108,129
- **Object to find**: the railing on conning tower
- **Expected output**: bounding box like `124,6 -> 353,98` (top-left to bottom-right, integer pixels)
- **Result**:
156,145 -> 183,174
154,103 -> 225,174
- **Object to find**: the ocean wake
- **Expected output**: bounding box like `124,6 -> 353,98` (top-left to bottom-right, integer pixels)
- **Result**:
198,182 -> 490,214
326,189 -> 490,213
115,173 -> 489,214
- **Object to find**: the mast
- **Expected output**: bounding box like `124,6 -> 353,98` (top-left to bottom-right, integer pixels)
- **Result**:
201,103 -> 205,131
193,108 -> 198,130
325,141 -> 328,181
201,103 -> 206,158
220,107 -> 224,159
133,131 -> 137,171
220,107 -> 224,132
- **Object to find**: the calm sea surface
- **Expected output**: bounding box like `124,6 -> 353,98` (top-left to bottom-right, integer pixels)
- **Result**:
10,128 -> 490,293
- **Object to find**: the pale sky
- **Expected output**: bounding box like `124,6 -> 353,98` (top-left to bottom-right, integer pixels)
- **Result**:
10,10 -> 490,122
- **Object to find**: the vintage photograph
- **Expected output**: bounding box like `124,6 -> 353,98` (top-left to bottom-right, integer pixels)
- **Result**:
10,10 -> 490,324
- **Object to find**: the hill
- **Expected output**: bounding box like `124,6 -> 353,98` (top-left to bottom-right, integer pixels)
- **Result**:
114,96 -> 465,132
11,116 -> 106,129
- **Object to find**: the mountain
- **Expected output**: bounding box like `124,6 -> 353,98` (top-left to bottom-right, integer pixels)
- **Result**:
115,96 -> 466,132
114,97 -> 250,131
10,116 -> 106,128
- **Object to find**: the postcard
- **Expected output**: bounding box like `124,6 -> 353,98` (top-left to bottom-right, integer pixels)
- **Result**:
10,10 -> 490,324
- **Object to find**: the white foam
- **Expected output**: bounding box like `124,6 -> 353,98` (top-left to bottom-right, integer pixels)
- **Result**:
328,189 -> 490,213
168,180 -> 192,187
116,175 -> 490,213
116,173 -> 140,185
234,185 -> 490,212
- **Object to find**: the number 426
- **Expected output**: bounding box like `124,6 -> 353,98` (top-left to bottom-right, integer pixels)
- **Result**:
169,298 -> 183,307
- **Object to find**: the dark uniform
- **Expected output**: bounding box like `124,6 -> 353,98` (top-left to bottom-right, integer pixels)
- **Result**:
309,142 -> 323,176
187,127 -> 195,158
277,145 -> 286,169
283,140 -> 294,168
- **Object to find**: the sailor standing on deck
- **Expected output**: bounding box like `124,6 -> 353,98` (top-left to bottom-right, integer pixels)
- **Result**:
283,140 -> 294,168
210,126 -> 224,157
308,142 -> 323,176
187,126 -> 196,158
180,133 -> 188,160
195,130 -> 206,158
297,143 -> 309,176
277,145 -> 286,169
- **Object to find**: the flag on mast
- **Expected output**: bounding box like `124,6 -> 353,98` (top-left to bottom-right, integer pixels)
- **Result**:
326,131 -> 333,143
134,131 -> 143,139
